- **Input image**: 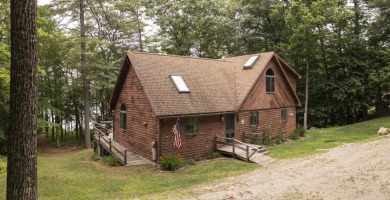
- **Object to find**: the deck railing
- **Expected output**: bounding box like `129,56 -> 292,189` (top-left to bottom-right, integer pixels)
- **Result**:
215,135 -> 257,162
93,124 -> 128,165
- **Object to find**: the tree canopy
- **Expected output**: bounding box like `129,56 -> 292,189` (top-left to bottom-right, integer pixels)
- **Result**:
0,0 -> 389,152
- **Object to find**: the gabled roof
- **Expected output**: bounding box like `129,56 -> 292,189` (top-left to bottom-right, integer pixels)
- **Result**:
110,51 -> 301,117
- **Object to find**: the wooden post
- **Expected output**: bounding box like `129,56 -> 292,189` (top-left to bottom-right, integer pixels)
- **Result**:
232,137 -> 235,158
93,141 -> 97,156
109,139 -> 112,151
246,145 -> 249,162
124,150 -> 127,165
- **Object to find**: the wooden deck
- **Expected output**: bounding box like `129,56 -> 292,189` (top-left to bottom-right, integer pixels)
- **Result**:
216,136 -> 275,165
93,124 -> 149,166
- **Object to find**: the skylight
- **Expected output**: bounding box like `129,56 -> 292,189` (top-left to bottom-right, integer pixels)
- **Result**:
243,55 -> 259,69
170,75 -> 190,93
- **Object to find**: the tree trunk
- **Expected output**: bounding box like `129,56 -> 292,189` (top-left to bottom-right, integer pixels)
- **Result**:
45,110 -> 49,137
80,0 -> 90,149
7,0 -> 37,199
51,111 -> 55,141
304,59 -> 309,130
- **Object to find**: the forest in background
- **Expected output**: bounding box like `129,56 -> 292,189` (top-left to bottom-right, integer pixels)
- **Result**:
0,0 -> 389,152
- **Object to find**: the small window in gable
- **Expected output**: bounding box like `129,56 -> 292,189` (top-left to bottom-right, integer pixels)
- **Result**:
266,68 -> 275,93
170,75 -> 190,93
249,111 -> 258,127
243,55 -> 259,69
120,103 -> 127,130
185,117 -> 198,135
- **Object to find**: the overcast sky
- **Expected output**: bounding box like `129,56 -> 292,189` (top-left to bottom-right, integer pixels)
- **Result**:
38,0 -> 51,5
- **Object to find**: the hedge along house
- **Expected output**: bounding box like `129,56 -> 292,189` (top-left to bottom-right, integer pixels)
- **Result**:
109,51 -> 301,163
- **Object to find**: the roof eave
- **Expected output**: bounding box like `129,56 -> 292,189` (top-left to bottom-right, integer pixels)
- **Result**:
109,56 -> 130,110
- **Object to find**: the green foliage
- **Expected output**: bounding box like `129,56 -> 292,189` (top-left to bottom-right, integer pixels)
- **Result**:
207,151 -> 221,159
101,155 -> 120,166
268,116 -> 390,159
295,127 -> 306,137
290,130 -> 300,140
0,67 -> 9,153
290,126 -> 306,140
159,154 -> 182,171
0,159 -> 6,173
181,158 -> 196,166
272,135 -> 287,145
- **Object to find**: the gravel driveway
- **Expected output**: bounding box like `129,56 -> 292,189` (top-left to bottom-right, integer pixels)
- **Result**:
185,137 -> 390,200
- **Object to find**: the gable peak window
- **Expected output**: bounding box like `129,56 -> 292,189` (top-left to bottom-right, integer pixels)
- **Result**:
120,103 -> 127,130
266,68 -> 275,93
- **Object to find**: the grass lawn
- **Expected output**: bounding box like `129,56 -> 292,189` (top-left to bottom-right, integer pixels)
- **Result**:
0,151 -> 258,199
268,116 -> 390,159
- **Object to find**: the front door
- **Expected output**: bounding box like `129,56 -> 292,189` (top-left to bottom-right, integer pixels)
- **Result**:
225,114 -> 235,141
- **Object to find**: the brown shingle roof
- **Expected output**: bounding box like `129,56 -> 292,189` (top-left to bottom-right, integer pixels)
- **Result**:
110,51 -> 300,116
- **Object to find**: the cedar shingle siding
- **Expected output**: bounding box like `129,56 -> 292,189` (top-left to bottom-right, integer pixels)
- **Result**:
111,51 -> 301,161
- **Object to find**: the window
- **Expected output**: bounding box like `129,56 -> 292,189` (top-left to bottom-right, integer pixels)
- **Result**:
281,108 -> 287,122
120,103 -> 127,130
185,117 -> 198,135
170,75 -> 190,93
249,111 -> 258,126
266,68 -> 275,93
243,55 -> 259,69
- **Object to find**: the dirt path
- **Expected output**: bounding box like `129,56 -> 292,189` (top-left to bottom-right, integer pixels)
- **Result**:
185,137 -> 390,200
37,134 -> 81,155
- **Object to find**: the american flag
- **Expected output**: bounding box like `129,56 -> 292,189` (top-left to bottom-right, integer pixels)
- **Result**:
173,119 -> 181,148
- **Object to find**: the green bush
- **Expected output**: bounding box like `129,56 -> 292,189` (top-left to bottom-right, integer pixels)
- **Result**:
207,151 -> 221,159
101,155 -> 119,166
296,127 -> 306,137
159,154 -> 182,171
290,130 -> 300,140
182,158 -> 196,166
272,135 -> 287,144
0,159 -> 6,173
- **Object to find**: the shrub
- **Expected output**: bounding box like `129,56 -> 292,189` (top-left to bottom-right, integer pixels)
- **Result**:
291,130 -> 300,140
295,127 -> 306,137
261,123 -> 272,145
182,158 -> 196,166
101,155 -> 119,166
159,154 -> 182,171
207,151 -> 221,159
272,135 -> 287,144
0,159 -> 6,173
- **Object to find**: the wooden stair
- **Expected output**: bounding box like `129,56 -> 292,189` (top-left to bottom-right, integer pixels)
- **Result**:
93,124 -> 149,166
215,136 -> 275,165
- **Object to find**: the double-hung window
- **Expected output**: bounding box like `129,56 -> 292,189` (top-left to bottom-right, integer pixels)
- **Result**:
185,117 -> 198,135
120,103 -> 127,130
249,111 -> 258,127
266,69 -> 275,93
281,108 -> 287,122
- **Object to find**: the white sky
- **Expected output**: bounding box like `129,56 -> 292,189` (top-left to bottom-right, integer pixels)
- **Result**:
38,0 -> 51,5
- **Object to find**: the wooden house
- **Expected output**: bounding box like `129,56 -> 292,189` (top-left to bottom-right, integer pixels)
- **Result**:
108,51 -> 301,163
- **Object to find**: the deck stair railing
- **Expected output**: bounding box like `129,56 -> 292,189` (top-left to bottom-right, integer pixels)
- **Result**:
215,135 -> 259,162
93,123 -> 128,165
